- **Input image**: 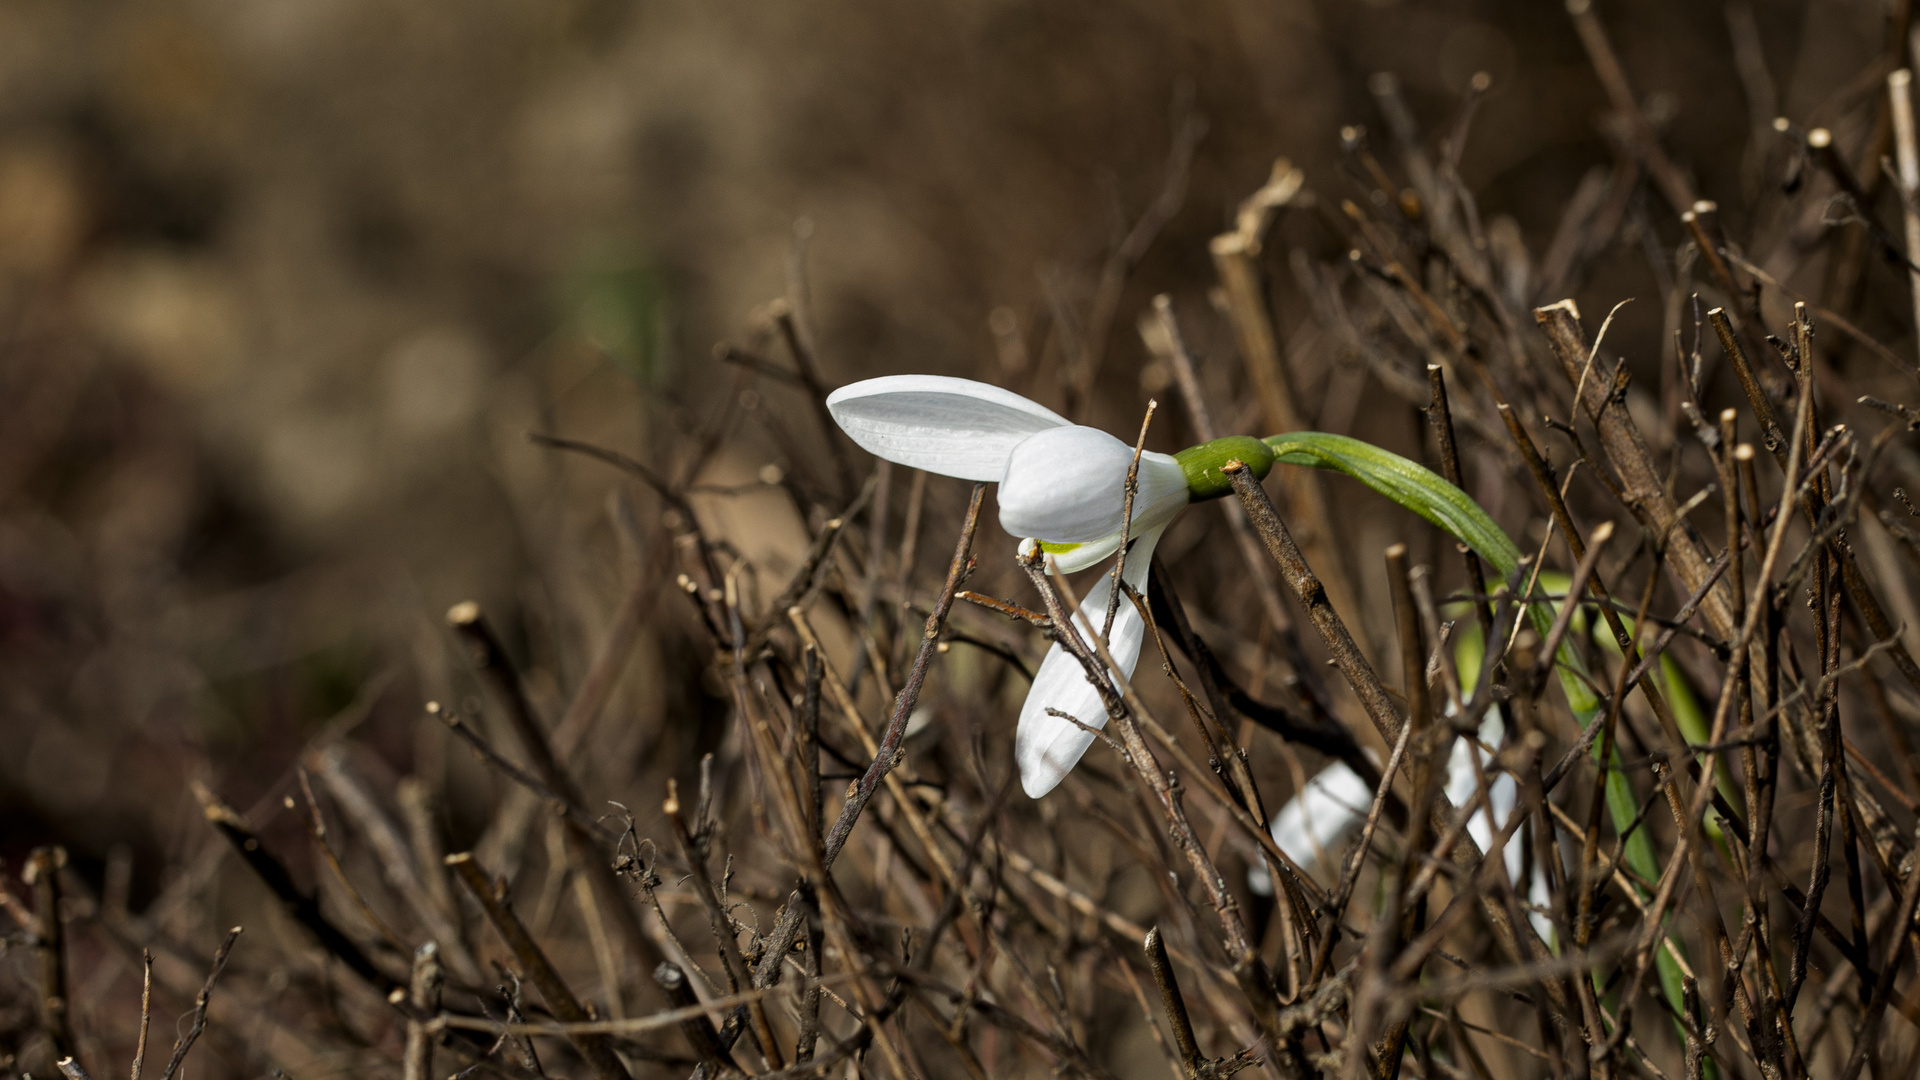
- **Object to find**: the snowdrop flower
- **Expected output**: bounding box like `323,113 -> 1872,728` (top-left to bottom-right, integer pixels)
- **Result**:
1258,709 -> 1518,879
827,374 -> 1273,798
1255,706 -> 1552,940
1255,719 -> 1509,887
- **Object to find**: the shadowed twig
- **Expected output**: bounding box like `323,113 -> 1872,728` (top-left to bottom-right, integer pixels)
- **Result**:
131,949 -> 152,1080
157,926 -> 242,1080
447,852 -> 635,1080
403,942 -> 443,1080
445,603 -> 665,988
194,785 -> 400,995
26,846 -> 74,1068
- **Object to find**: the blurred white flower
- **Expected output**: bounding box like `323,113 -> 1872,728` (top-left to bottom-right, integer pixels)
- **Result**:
828,374 -> 1189,797
1263,759 -> 1373,878
1256,708 -> 1551,939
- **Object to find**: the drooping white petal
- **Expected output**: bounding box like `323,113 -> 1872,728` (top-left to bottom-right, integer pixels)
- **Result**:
1526,848 -> 1555,941
1255,704 -> 1495,894
1264,762 -> 1373,887
999,426 -> 1188,543
1253,703 -> 1553,936
826,375 -> 1069,481
1445,710 -> 1513,878
1014,525 -> 1167,798
1442,711 -> 1552,937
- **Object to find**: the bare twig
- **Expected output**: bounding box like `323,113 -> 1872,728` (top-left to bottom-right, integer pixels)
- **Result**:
1890,68 -> 1920,374
663,778 -> 783,1069
194,785 -> 401,994
1565,0 -> 1694,214
131,949 -> 152,1080
1144,295 -> 1335,721
157,926 -> 242,1080
527,432 -> 694,520
1105,398 -> 1156,641
1428,363 -> 1497,636
652,961 -> 736,1071
758,298 -> 855,501
313,745 -> 483,984
1145,570 -> 1371,783
819,482 -> 983,865
430,703 -> 620,845
1076,102 -> 1206,403
1537,300 -> 1736,639
1838,821 -> 1920,1080
446,602 -> 575,807
1220,462 -> 1399,740
403,942 -> 444,1080
1212,169 -> 1367,633
447,852 -> 635,1080
441,609 -> 665,989
1144,927 -> 1204,1079
396,779 -> 462,952
1304,709 -> 1418,990
25,846 -> 74,1067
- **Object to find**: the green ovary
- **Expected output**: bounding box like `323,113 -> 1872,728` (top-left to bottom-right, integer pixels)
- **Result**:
1174,436 -> 1274,500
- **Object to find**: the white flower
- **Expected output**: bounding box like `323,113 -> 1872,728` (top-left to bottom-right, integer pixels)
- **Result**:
1260,711 -> 1519,879
1255,707 -> 1552,940
827,374 -> 1191,797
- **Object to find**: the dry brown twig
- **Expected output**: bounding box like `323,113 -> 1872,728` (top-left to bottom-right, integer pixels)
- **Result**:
155,926 -> 242,1080
448,851 -> 635,1080
26,846 -> 76,1069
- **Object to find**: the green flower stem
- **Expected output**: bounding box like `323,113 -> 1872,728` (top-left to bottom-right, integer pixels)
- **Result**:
1254,432 -> 1690,1025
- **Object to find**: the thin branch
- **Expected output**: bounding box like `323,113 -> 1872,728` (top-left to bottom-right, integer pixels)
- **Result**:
131,949 -> 152,1080
447,852 -> 635,1080
157,926 -> 242,1080
820,483 -> 983,865
26,846 -> 75,1066
403,943 -> 444,1080
1106,398 -> 1157,641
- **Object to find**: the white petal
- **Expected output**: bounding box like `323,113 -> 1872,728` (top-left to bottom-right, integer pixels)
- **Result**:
1014,525 -> 1167,798
1491,774 -> 1524,883
1268,761 -> 1373,877
1444,705 -> 1505,848
1527,855 -> 1555,942
1440,706 -> 1537,920
999,427 -> 1188,543
1443,734 -> 1482,810
826,375 -> 1069,481
1258,705 -> 1548,915
1472,759 -> 1549,939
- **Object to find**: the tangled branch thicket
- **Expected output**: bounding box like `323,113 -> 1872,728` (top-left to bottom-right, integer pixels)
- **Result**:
11,2 -> 1920,1078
